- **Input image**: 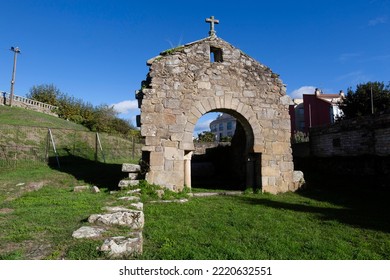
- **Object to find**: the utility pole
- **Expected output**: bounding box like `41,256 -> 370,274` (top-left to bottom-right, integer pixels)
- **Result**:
10,46 -> 21,107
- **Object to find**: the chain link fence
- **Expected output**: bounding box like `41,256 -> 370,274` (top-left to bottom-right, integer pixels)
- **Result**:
0,124 -> 143,168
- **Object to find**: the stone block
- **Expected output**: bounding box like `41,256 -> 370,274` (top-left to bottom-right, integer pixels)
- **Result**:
102,206 -> 133,213
88,210 -> 144,229
73,185 -> 90,192
163,114 -> 176,124
179,141 -> 195,151
197,81 -> 211,89
150,152 -> 164,166
118,196 -> 141,202
164,147 -> 183,160
262,166 -> 280,177
122,163 -> 141,173
128,173 -> 139,180
118,180 -> 140,188
272,142 -> 288,155
162,139 -> 179,147
72,226 -> 106,239
100,233 -> 143,258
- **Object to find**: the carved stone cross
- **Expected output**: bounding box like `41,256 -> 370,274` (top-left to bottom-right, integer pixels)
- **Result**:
205,16 -> 219,37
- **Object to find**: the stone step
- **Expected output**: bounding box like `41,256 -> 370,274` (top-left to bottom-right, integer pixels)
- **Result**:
100,232 -> 143,258
118,179 -> 140,188
122,163 -> 141,173
88,211 -> 144,230
72,226 -> 106,239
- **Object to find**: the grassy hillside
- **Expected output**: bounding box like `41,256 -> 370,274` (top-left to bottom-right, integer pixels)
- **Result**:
0,106 -> 141,164
0,106 -> 88,130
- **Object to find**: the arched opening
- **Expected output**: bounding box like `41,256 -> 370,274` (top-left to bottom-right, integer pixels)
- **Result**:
191,110 -> 261,191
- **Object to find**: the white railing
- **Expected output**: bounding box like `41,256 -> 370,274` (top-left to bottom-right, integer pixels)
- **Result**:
1,91 -> 58,112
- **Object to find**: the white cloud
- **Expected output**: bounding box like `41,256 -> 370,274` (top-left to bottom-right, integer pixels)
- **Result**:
338,52 -> 362,63
335,70 -> 370,85
368,16 -> 388,26
111,100 -> 139,114
194,119 -> 213,133
289,86 -> 316,99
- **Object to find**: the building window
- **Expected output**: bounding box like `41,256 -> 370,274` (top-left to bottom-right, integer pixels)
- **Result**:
218,123 -> 223,131
210,46 -> 223,63
227,121 -> 232,130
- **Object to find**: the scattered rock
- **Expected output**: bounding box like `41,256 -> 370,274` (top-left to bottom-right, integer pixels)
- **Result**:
100,233 -> 143,258
130,202 -> 144,211
91,186 -> 100,193
191,191 -> 243,197
156,189 -> 164,198
126,188 -> 141,195
72,226 -> 106,239
192,192 -> 220,197
74,185 -> 90,192
16,183 -> 25,186
88,211 -> 144,229
25,182 -> 46,192
150,198 -> 189,203
293,170 -> 305,189
118,196 -> 140,202
0,208 -> 14,214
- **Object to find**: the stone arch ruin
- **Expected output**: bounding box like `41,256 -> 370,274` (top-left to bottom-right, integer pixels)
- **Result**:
136,35 -> 299,194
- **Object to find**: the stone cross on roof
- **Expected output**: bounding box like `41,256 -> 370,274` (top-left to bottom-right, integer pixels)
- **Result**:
205,16 -> 219,37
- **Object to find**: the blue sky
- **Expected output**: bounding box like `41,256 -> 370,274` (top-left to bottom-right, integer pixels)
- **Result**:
1,0 -> 389,135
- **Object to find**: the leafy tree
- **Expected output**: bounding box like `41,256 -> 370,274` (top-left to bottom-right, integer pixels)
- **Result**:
220,136 -> 232,142
197,131 -> 215,142
340,81 -> 390,119
28,83 -> 137,136
27,84 -> 61,105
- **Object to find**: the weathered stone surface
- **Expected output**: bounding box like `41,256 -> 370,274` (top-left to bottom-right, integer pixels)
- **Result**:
88,211 -> 144,229
150,198 -> 189,203
118,180 -> 140,188
156,189 -> 164,198
128,173 -> 139,180
102,206 -> 133,213
122,163 -> 141,173
137,36 -> 295,194
74,185 -> 90,192
118,196 -> 140,202
126,189 -> 141,195
72,226 -> 106,239
292,170 -> 305,190
91,186 -> 100,193
100,233 -> 143,258
130,202 -> 144,211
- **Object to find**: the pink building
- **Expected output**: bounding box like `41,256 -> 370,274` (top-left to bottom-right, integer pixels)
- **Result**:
290,88 -> 344,134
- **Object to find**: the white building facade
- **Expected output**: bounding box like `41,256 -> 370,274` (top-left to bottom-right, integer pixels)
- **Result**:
209,113 -> 236,141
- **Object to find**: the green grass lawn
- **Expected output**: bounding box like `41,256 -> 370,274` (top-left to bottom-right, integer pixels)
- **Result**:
0,161 -> 389,260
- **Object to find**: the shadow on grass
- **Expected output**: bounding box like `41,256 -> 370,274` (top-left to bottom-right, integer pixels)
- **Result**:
238,172 -> 390,233
48,156 -> 124,191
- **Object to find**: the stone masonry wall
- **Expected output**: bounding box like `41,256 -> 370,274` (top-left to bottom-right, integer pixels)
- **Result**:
137,36 -> 296,194
310,114 -> 390,157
